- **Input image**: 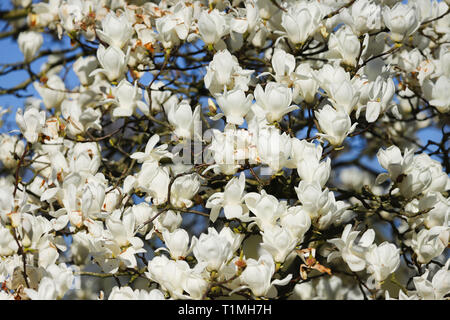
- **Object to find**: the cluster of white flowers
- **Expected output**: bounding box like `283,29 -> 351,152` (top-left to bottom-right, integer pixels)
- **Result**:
0,0 -> 448,300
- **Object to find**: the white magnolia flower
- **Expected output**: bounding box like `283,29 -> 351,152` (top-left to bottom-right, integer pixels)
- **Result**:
214,89 -> 253,125
256,127 -> 293,172
170,173 -> 201,209
281,2 -> 322,45
328,224 -> 375,272
161,228 -> 196,260
205,172 -> 248,222
315,105 -> 357,147
34,75 -> 66,110
253,82 -> 298,123
192,227 -> 233,271
198,9 -> 228,46
365,76 -> 395,122
24,277 -> 58,300
96,12 -> 133,49
412,260 -> 450,300
155,3 -> 192,49
328,26 -> 360,67
244,190 -> 287,231
238,253 -> 292,297
15,106 -> 46,144
365,242 -> 400,283
130,134 -> 172,164
261,224 -> 298,263
106,80 -> 147,118
73,56 -> 98,86
383,2 -> 420,42
411,226 -> 449,264
428,76 -> 450,113
108,287 -> 165,300
166,100 -> 201,140
18,31 -> 43,62
91,44 -> 129,82
280,206 -> 311,240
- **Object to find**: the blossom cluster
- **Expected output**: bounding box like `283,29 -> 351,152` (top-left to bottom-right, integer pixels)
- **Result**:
0,0 -> 448,300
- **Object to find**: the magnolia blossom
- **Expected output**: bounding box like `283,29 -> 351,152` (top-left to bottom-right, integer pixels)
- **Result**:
96,12 -> 133,49
281,2 -> 322,45
214,89 -> 253,125
315,105 -> 357,146
253,82 -> 298,123
328,224 -> 375,272
91,45 -> 129,82
18,31 -> 43,62
365,242 -> 400,283
383,2 -> 420,42
34,75 -> 66,110
238,253 -> 292,297
205,172 -> 248,222
411,226 -> 449,264
198,9 -> 228,46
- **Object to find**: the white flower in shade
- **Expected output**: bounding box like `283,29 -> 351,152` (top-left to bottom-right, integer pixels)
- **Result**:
192,227 -> 233,271
411,226 -> 449,264
295,149 -> 331,189
383,2 -> 420,42
198,9 -> 228,46
0,224 -> 18,256
280,206 -> 311,240
96,12 -> 133,49
365,242 -> 400,283
244,190 -> 287,231
214,89 -> 253,125
205,172 -> 248,223
428,76 -> 450,113
18,31 -> 43,62
238,253 -> 292,297
34,75 -> 66,110
281,2 -> 323,45
170,173 -> 201,209
166,100 -> 201,140
0,133 -> 25,169
15,106 -> 46,144
253,82 -> 298,123
412,260 -> 450,300
327,224 -> 375,272
315,104 -> 357,146
261,224 -> 298,263
328,26 -> 360,67
24,277 -> 57,300
130,134 -> 172,164
73,56 -> 98,86
91,44 -> 129,82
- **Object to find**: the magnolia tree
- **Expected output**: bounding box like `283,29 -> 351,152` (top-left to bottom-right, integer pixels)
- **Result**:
0,0 -> 449,301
